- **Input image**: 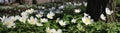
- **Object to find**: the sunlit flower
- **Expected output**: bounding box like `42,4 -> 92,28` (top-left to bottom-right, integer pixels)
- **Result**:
105,8 -> 113,15
47,11 -> 55,19
21,12 -> 28,17
54,29 -> 62,33
36,13 -> 43,18
19,16 -> 28,24
0,16 -> 8,22
74,9 -> 81,13
3,18 -> 15,28
51,29 -> 62,33
100,14 -> 106,21
10,15 -> 20,21
36,22 -> 43,26
28,16 -> 38,25
59,20 -> 66,26
46,27 -> 52,33
51,29 -> 56,33
9,16 -> 16,21
71,18 -> 77,23
82,15 -> 93,25
15,15 -> 21,20
19,12 -> 28,23
25,8 -> 34,14
46,27 -> 62,33
41,18 -> 48,23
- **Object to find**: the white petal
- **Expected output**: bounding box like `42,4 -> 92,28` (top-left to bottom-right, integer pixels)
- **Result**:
105,8 -> 113,15
41,18 -> 48,23
56,29 -> 62,33
36,22 -> 43,26
84,13 -> 89,17
59,20 -> 66,26
51,29 -> 56,33
71,18 -> 77,23
100,14 -> 106,21
74,9 -> 81,13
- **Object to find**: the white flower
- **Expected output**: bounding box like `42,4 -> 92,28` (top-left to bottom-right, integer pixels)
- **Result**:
83,2 -> 87,6
25,8 -> 34,14
84,13 -> 89,17
46,27 -> 52,33
21,12 -> 28,17
54,29 -> 62,33
41,18 -> 48,23
100,14 -> 106,21
3,18 -> 15,28
19,16 -> 28,23
9,15 -> 20,21
47,11 -> 55,19
59,20 -> 66,26
28,16 -> 38,25
0,16 -> 8,22
59,5 -> 65,9
46,27 -> 62,33
105,8 -> 113,15
74,9 -> 81,13
36,13 -> 43,18
51,29 -> 56,33
51,29 -> 62,33
36,22 -> 43,26
71,18 -> 77,23
19,12 -> 28,23
15,15 -> 21,20
82,16 -> 93,25
9,16 -> 16,21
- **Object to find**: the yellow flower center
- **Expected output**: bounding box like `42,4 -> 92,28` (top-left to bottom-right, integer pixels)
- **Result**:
85,18 -> 90,23
6,21 -> 11,26
47,15 -> 52,18
30,19 -> 35,24
47,30 -> 51,33
55,31 -> 58,33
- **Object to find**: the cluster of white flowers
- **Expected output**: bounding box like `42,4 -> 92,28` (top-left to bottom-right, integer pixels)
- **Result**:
99,8 -> 114,21
0,2 -> 92,32
46,27 -> 62,33
66,2 -> 87,6
0,8 -> 42,28
41,18 -> 48,23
